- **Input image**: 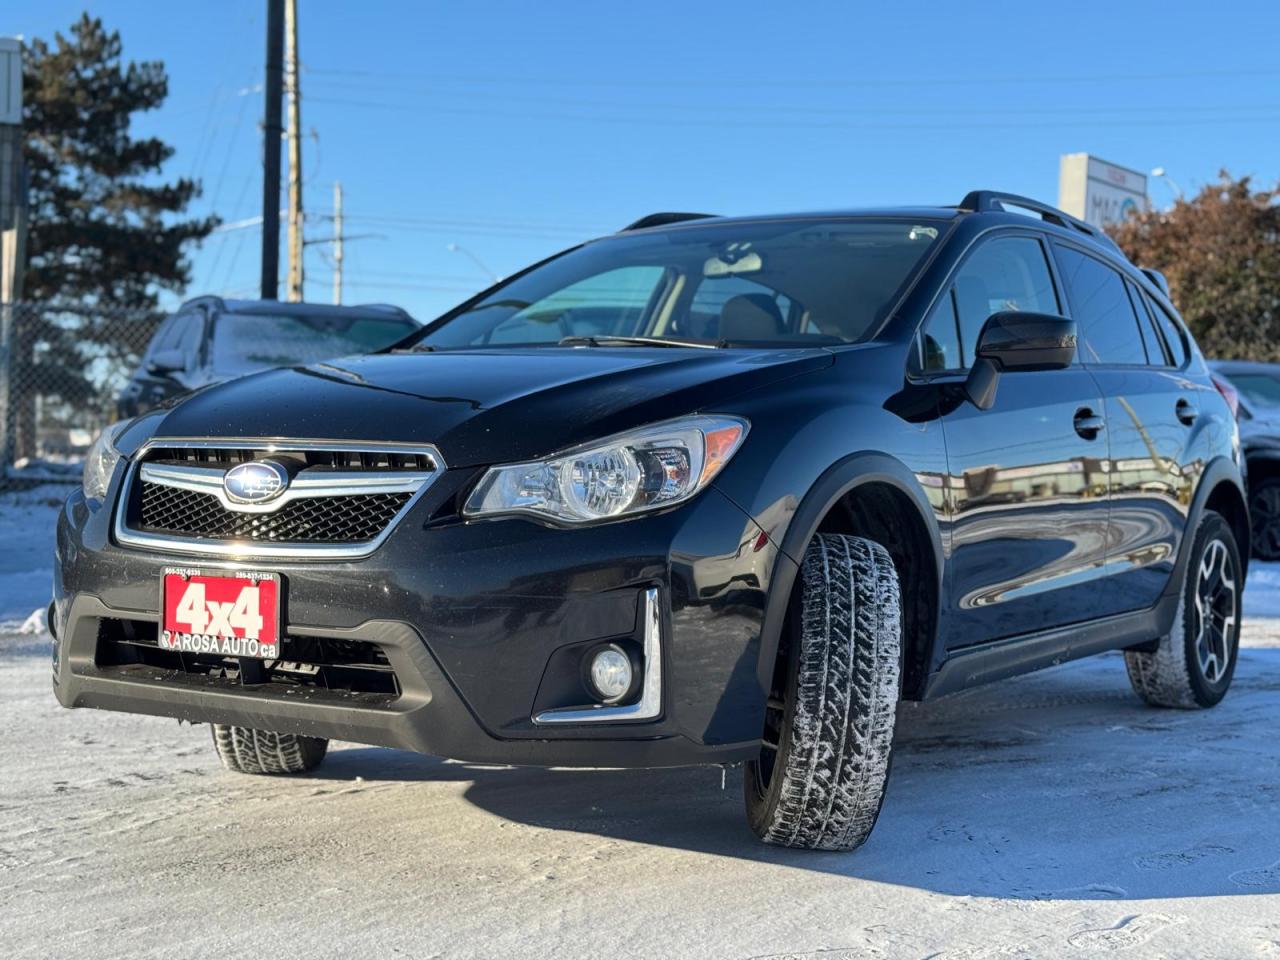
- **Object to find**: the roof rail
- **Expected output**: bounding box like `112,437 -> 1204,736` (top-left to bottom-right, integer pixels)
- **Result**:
621,212 -> 717,232
958,190 -> 1119,250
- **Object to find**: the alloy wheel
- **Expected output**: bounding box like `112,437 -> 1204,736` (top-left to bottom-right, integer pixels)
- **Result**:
1192,538 -> 1238,684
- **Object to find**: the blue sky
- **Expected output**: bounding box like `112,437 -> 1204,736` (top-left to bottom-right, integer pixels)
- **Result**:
11,0 -> 1280,319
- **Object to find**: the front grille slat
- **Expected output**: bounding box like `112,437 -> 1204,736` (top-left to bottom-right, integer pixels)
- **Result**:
138,483 -> 413,543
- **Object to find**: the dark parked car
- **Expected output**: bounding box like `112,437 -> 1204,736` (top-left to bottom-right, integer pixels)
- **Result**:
1209,360 -> 1280,559
55,193 -> 1247,851
117,297 -> 420,417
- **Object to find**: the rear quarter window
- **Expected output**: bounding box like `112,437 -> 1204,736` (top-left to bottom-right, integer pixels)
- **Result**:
1141,291 -> 1189,367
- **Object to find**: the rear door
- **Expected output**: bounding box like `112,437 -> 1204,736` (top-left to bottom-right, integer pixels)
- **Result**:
918,231 -> 1111,648
1054,242 -> 1204,617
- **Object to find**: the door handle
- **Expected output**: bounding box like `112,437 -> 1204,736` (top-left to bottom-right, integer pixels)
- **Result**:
1176,398 -> 1198,425
1073,408 -> 1105,439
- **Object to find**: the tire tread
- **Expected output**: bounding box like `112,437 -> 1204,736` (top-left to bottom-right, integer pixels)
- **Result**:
752,533 -> 901,851
211,723 -> 329,775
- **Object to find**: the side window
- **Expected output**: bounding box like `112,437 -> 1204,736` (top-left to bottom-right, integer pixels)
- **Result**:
1126,280 -> 1169,365
918,290 -> 962,371
148,316 -> 183,356
1054,245 -> 1147,366
938,235 -> 1060,368
176,314 -> 205,367
1142,292 -> 1188,367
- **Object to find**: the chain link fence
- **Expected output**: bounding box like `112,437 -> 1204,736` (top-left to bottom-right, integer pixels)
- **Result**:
0,301 -> 160,484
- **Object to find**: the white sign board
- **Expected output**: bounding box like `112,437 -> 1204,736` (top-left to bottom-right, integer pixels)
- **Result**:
1057,154 -> 1147,228
0,38 -> 20,126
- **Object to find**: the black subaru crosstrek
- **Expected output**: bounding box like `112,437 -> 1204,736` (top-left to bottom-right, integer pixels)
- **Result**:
53,192 -> 1247,851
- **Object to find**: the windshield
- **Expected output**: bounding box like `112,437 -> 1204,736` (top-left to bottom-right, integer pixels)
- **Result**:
1221,372 -> 1280,412
211,313 -> 418,375
414,218 -> 945,348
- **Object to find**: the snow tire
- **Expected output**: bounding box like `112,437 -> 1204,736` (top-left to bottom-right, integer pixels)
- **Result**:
211,724 -> 329,775
744,533 -> 901,851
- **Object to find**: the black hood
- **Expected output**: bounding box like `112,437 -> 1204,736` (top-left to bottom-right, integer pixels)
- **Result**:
148,347 -> 832,467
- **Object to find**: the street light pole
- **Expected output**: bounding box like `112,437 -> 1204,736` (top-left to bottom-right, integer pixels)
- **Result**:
333,181 -> 343,306
1150,167 -> 1185,203
447,242 -> 499,282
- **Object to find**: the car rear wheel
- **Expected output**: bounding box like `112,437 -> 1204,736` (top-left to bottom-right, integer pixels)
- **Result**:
1249,476 -> 1280,560
1125,511 -> 1242,709
744,533 -> 901,851
211,724 -> 329,775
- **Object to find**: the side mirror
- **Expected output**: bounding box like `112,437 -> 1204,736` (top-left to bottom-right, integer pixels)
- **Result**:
147,348 -> 186,376
964,312 -> 1076,410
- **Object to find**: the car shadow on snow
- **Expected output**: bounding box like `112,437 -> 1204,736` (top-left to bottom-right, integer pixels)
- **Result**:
315,647 -> 1280,901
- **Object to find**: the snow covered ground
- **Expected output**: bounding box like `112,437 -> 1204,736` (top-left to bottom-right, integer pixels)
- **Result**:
2,489 -> 1278,959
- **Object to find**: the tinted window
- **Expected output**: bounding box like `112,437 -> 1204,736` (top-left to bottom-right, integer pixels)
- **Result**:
951,236 -> 1059,367
418,219 -> 945,348
1142,291 -> 1188,367
1126,280 -> 1168,365
176,316 -> 204,365
210,313 -> 418,375
150,316 -> 185,353
918,290 -> 962,371
1055,245 -> 1147,365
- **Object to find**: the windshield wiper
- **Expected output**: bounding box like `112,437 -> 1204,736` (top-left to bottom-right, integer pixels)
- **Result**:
559,335 -> 724,350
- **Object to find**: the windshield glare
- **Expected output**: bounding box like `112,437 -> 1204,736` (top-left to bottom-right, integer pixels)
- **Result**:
212,313 -> 418,374
418,219 -> 945,348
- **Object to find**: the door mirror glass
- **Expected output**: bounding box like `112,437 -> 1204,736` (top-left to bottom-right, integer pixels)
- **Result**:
147,348 -> 186,376
964,312 -> 1076,410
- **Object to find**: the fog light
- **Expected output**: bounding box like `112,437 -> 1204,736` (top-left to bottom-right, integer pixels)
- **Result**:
587,644 -> 634,703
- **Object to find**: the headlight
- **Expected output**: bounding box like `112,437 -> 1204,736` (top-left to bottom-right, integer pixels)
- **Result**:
464,415 -> 748,524
82,421 -> 128,502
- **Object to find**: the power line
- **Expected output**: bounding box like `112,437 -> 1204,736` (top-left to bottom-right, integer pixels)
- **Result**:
305,277 -> 482,293
301,78 -> 1280,119
305,96 -> 1280,131
302,65 -> 1280,89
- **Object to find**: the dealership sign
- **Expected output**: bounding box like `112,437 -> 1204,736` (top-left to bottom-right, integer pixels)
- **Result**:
1057,153 -> 1148,229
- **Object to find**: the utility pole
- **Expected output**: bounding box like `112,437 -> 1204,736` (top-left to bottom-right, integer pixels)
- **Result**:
284,0 -> 304,302
260,0 -> 284,300
332,181 -> 343,305
1,37 -> 26,470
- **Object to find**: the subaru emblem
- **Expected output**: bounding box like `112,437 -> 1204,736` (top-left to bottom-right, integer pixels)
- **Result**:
223,460 -> 290,504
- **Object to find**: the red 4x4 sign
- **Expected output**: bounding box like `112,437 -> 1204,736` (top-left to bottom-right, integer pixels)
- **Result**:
160,570 -> 280,659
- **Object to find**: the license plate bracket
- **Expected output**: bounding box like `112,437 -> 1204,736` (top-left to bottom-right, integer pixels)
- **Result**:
160,568 -> 281,659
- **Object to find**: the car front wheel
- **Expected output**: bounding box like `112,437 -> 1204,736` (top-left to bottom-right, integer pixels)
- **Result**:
744,533 -> 901,851
211,724 -> 330,775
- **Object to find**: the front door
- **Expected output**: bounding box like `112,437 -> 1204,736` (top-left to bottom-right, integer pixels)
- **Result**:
916,232 -> 1111,649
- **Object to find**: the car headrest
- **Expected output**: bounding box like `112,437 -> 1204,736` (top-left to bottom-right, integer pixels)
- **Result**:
719,294 -> 784,340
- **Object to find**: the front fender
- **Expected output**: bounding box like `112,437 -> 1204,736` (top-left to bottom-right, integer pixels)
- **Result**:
749,452 -> 945,695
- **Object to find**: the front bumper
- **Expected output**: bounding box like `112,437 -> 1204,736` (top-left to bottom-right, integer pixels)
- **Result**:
53,475 -> 788,768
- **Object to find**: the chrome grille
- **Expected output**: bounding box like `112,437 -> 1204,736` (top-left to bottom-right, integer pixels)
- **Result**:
139,482 -> 413,542
114,439 -> 444,559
